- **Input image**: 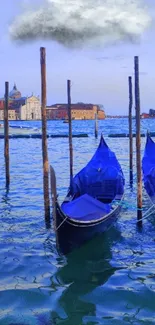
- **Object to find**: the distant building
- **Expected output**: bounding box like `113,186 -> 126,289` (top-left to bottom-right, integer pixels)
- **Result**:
8,109 -> 16,120
46,106 -> 61,120
20,95 -> 41,120
98,109 -> 105,119
0,108 -> 16,120
46,103 -> 105,120
0,100 -> 4,109
140,110 -> 155,119
0,84 -> 41,120
149,109 -> 155,117
0,85 -> 106,121
141,113 -> 150,119
0,108 -> 4,120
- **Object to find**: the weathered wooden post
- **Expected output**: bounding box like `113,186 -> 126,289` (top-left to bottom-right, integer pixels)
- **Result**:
40,47 -> 50,225
134,56 -> 142,224
128,76 -> 133,186
95,112 -> 98,139
4,81 -> 10,188
67,80 -> 73,183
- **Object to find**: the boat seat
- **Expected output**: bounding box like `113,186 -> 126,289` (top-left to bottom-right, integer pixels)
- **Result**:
61,193 -> 111,221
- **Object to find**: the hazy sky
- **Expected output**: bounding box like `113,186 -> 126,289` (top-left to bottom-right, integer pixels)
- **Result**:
0,0 -> 155,114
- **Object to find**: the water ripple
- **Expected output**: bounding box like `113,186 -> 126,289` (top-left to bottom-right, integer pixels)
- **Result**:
0,119 -> 155,324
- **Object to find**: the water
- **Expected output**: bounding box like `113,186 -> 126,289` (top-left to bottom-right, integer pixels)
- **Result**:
0,118 -> 155,325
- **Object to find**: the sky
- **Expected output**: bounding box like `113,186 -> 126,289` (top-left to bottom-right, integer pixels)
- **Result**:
0,0 -> 155,115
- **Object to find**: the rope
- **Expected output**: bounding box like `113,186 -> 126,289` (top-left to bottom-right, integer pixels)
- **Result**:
118,204 -> 155,226
137,204 -> 155,223
143,204 -> 155,217
56,215 -> 68,231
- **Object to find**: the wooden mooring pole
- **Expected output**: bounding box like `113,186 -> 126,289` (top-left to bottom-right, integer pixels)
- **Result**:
128,76 -> 133,186
95,112 -> 98,138
134,56 -> 142,224
40,47 -> 50,225
4,81 -> 10,188
67,80 -> 73,183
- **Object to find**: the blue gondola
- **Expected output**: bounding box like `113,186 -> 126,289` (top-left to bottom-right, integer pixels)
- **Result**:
142,133 -> 155,204
50,135 -> 125,255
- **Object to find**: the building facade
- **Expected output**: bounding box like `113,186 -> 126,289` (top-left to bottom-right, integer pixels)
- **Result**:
0,84 -> 41,120
0,100 -> 4,109
0,108 -> 16,120
46,103 -> 106,120
149,109 -> 155,117
141,113 -> 150,119
0,108 -> 3,120
20,96 -> 41,120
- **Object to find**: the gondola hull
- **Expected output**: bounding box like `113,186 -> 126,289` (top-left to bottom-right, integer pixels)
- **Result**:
55,198 -> 123,255
142,134 -> 155,204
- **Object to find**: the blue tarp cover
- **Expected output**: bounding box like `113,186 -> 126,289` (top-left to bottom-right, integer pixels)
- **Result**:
61,194 -> 111,221
70,135 -> 124,200
142,135 -> 155,197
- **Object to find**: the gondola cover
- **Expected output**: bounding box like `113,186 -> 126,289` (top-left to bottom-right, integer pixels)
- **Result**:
142,134 -> 155,197
61,135 -> 124,221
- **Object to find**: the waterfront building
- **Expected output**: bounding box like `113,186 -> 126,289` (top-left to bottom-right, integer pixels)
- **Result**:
149,109 -> 155,117
20,95 -> 41,120
0,84 -> 41,120
0,108 -> 4,120
141,113 -> 150,119
0,100 -> 4,110
0,108 -> 16,120
0,84 -> 105,121
46,103 -> 105,120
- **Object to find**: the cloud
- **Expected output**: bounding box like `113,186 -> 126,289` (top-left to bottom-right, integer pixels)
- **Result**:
9,0 -> 151,48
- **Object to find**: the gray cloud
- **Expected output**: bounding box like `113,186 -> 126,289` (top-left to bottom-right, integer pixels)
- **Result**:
9,0 -> 151,48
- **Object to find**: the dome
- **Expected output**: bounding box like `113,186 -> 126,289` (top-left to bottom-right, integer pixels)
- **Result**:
9,83 -> 21,99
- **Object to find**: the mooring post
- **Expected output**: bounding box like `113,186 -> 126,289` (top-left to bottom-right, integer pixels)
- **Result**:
4,81 -> 10,188
134,56 -> 142,224
128,76 -> 133,186
67,80 -> 73,183
95,112 -> 98,139
40,47 -> 50,225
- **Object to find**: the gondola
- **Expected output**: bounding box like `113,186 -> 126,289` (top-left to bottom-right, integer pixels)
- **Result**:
142,133 -> 155,204
50,135 -> 125,255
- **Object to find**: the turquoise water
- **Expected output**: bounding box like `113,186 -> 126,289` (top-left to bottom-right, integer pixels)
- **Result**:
0,118 -> 155,325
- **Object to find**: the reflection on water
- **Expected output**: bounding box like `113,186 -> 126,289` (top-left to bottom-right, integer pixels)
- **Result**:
46,228 -> 122,325
0,119 -> 155,324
